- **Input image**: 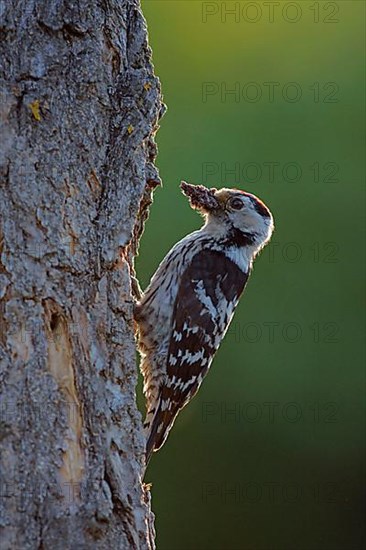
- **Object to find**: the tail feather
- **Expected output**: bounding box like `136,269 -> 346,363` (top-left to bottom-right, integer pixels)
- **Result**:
144,398 -> 179,466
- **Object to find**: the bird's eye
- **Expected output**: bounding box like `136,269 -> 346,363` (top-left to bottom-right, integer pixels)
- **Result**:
229,198 -> 244,210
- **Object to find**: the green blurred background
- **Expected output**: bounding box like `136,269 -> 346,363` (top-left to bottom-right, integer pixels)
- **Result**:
137,2 -> 365,549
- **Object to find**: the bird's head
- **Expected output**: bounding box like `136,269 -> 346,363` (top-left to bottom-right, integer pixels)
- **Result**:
180,181 -> 274,250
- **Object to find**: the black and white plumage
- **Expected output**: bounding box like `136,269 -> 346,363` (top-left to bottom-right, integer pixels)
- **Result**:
134,182 -> 274,465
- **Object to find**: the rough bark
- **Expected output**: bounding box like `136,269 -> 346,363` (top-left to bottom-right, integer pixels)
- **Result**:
0,1 -> 163,548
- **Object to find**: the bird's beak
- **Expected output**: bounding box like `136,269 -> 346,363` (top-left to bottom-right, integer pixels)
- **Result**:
180,181 -> 220,212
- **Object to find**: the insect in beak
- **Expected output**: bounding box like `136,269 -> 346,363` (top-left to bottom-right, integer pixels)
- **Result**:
180,181 -> 219,212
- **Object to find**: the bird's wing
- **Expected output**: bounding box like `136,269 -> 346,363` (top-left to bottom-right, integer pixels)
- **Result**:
145,248 -> 249,462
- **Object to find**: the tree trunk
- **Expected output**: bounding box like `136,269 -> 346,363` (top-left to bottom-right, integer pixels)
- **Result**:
0,1 -> 163,548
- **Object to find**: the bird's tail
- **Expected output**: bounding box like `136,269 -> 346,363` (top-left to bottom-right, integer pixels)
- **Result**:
144,397 -> 179,466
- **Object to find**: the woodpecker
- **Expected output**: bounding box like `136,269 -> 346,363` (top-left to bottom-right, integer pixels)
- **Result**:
134,182 -> 274,465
